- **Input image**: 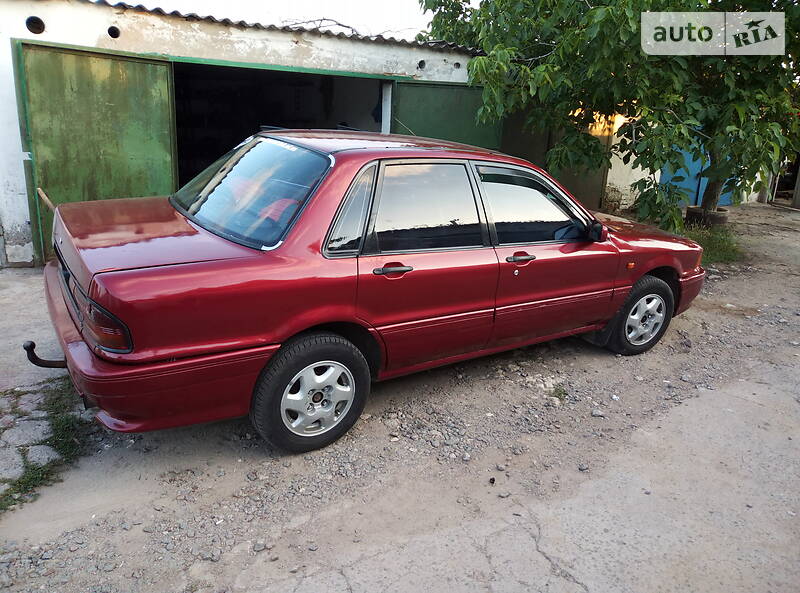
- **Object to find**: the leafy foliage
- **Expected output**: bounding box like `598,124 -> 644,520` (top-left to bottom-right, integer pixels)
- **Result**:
420,0 -> 800,226
631,177 -> 688,232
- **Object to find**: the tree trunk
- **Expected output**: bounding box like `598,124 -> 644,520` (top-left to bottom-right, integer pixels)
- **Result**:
700,178 -> 723,212
756,173 -> 771,203
686,149 -> 732,226
700,148 -> 723,213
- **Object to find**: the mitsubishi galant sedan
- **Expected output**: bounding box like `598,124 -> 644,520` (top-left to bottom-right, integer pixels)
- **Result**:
28,130 -> 705,451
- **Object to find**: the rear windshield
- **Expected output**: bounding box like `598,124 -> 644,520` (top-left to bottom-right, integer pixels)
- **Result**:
171,137 -> 330,249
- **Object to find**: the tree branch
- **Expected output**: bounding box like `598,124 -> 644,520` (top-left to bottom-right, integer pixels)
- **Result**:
281,18 -> 362,36
517,42 -> 558,63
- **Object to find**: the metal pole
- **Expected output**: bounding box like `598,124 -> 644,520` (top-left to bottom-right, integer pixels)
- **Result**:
381,81 -> 392,134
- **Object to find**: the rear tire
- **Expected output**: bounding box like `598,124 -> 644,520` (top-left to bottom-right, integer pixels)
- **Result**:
250,332 -> 370,452
606,275 -> 674,355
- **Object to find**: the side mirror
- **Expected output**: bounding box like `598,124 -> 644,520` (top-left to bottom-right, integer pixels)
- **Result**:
588,220 -> 608,242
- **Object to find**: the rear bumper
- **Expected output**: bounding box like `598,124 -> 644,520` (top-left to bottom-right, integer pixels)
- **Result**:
43,261 -> 280,432
676,267 -> 705,315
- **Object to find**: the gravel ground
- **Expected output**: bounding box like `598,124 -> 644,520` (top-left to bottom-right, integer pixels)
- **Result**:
0,203 -> 798,592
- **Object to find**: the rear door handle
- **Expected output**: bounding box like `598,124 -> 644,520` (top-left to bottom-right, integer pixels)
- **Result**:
506,254 -> 536,263
373,265 -> 413,275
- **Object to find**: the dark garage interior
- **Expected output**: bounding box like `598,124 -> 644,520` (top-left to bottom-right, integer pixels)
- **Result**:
173,63 -> 385,184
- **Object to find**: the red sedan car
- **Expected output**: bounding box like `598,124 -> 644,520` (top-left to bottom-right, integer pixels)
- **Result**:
26,130 -> 704,451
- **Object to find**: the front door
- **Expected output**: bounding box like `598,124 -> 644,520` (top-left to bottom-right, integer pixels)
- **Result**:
473,164 -> 620,347
357,161 -> 498,370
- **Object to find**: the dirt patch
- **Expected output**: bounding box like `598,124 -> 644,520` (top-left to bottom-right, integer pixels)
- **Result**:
690,299 -> 761,318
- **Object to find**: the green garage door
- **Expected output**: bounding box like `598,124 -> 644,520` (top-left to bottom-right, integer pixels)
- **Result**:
391,82 -> 502,149
18,43 -> 176,260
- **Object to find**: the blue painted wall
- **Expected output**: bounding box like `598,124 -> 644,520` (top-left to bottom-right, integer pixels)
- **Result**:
660,150 -> 734,206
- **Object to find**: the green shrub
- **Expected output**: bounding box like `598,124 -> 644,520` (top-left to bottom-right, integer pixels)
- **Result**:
682,224 -> 742,264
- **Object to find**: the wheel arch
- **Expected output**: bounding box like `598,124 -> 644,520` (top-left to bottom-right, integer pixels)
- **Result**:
643,266 -> 680,310
291,321 -> 384,379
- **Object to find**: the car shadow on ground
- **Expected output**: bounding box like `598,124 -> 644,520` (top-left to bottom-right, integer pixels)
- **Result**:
81,335 -> 604,462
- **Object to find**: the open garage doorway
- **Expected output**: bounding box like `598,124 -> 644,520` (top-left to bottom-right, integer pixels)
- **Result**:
173,63 -> 385,184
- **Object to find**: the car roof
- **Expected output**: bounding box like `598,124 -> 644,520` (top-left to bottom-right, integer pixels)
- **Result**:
258,129 -> 596,223
260,129 -> 508,158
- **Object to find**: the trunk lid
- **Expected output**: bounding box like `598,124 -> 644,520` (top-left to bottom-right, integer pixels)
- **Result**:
53,196 -> 257,289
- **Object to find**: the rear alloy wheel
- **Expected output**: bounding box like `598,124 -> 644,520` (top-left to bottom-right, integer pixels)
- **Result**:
280,361 -> 355,437
250,333 -> 370,452
607,275 -> 674,355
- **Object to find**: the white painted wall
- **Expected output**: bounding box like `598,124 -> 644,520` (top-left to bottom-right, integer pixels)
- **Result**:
605,148 -> 655,212
602,116 -> 658,212
0,0 -> 471,265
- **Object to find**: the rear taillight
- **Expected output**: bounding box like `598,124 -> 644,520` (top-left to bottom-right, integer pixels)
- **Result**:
71,286 -> 132,353
55,249 -> 132,353
84,303 -> 131,352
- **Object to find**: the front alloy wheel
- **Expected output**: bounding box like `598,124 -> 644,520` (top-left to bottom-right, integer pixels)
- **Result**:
606,275 -> 675,355
624,294 -> 666,346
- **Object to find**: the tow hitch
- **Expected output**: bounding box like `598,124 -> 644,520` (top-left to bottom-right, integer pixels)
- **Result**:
23,341 -> 67,369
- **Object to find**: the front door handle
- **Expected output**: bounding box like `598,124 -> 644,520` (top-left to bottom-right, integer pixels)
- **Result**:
506,254 -> 536,263
373,265 -> 413,275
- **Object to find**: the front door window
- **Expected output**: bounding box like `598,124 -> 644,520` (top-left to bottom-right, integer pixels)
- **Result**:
476,165 -> 586,244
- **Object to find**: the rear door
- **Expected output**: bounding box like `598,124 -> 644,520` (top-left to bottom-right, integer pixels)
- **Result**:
473,163 -> 620,347
17,43 -> 176,261
356,160 -> 498,370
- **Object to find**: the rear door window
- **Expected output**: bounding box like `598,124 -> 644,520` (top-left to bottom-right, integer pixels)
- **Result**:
372,163 -> 482,252
327,166 -> 375,254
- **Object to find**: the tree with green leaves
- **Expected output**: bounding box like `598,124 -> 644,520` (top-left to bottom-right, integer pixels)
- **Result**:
420,0 -> 800,230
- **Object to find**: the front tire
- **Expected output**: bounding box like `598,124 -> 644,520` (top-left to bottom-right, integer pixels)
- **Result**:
250,333 -> 370,452
606,275 -> 674,355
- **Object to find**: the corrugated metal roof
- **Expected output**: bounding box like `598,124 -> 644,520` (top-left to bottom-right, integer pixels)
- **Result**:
83,0 -> 480,55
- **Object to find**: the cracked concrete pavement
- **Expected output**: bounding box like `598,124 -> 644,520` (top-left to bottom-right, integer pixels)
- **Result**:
0,268 -> 65,391
216,366 -> 797,593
